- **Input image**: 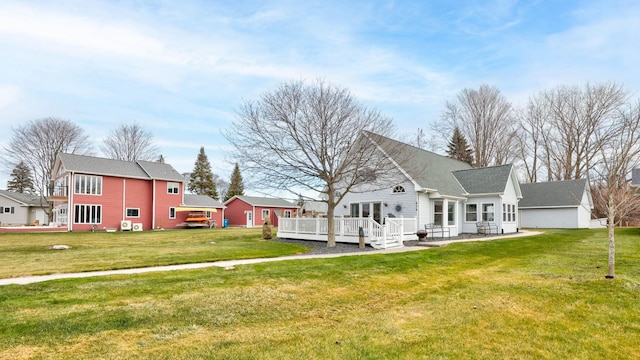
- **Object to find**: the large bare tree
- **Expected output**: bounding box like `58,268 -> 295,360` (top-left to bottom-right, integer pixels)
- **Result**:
101,123 -> 159,161
3,117 -> 93,219
440,84 -> 517,167
226,79 -> 400,246
590,101 -> 640,279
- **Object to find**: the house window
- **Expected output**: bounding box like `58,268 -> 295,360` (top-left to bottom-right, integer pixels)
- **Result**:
126,208 -> 140,218
74,204 -> 101,224
284,210 -> 292,218
434,200 -> 443,226
350,203 -> 360,218
167,182 -> 180,194
205,211 -> 212,218
262,209 -> 270,220
482,203 -> 494,222
448,202 -> 455,226
169,207 -> 176,219
511,205 -> 516,222
466,204 -> 477,222
1,207 -> 14,214
75,175 -> 102,195
392,185 -> 406,193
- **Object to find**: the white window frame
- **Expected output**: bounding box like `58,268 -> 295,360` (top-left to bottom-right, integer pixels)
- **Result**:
261,209 -> 270,220
74,204 -> 102,224
169,207 -> 176,219
392,185 -> 406,193
167,182 -> 180,194
75,175 -> 102,195
466,204 -> 477,222
284,210 -> 292,218
433,200 -> 443,226
126,208 -> 140,218
447,201 -> 456,226
482,203 -> 495,222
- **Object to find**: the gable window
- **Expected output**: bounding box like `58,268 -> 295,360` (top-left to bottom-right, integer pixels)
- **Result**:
126,208 -> 140,218
169,207 -> 176,219
482,203 -> 494,222
433,200 -> 443,226
75,175 -> 102,195
262,209 -> 270,220
167,182 -> 180,194
74,204 -> 101,224
392,185 -> 406,193
466,204 -> 477,222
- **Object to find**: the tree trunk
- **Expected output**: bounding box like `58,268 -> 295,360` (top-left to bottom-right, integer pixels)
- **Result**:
326,204 -> 336,247
606,193 -> 615,279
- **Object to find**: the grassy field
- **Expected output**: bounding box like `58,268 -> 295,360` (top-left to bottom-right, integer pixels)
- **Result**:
1,228 -> 639,359
0,228 -> 307,278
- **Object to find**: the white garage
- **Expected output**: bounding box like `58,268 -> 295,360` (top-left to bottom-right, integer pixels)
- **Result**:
519,179 -> 593,229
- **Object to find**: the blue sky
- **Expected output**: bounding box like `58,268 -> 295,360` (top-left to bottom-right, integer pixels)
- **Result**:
1,0 -> 639,195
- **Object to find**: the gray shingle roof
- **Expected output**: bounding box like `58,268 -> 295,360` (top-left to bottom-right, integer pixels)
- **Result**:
0,189 -> 46,207
519,179 -> 588,208
183,194 -> 225,208
226,195 -> 296,208
452,164 -> 514,195
367,132 -> 473,197
57,153 -> 184,182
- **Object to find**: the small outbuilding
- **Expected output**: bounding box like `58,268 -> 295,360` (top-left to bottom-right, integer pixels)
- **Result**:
519,179 -> 593,229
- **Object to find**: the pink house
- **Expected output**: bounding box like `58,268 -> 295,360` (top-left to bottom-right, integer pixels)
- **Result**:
49,153 -> 223,231
224,195 -> 298,227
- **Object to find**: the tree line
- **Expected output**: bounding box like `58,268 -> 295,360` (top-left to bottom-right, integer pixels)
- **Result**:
2,119 -> 244,203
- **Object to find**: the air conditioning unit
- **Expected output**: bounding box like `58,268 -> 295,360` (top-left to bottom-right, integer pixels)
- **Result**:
120,220 -> 132,231
132,223 -> 143,232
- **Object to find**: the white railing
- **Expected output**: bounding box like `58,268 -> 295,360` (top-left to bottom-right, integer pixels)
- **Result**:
277,216 -> 418,249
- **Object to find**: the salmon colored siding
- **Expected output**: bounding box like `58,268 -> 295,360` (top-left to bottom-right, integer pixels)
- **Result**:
225,198 -> 296,227
225,198 -> 252,226
152,180 -> 183,229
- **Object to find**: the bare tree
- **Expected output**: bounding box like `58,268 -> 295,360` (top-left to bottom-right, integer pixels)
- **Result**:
440,84 -> 517,167
538,83 -> 628,181
3,117 -> 93,219
225,79 -> 401,247
101,123 -> 159,161
590,101 -> 640,279
515,94 -> 550,183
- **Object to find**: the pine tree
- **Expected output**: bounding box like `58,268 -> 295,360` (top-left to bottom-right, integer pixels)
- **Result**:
7,161 -> 35,193
188,147 -> 218,199
225,163 -> 244,202
447,127 -> 474,165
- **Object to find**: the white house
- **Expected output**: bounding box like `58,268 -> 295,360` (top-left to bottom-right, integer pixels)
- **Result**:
518,179 -> 593,229
278,132 -> 523,248
0,189 -> 48,226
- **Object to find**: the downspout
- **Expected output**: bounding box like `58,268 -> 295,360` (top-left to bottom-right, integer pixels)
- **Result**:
152,179 -> 156,230
122,179 -> 126,221
68,172 -> 73,232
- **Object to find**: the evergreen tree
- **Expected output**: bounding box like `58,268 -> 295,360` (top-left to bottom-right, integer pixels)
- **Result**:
447,127 -> 474,165
7,161 -> 35,193
188,147 -> 218,199
225,163 -> 244,201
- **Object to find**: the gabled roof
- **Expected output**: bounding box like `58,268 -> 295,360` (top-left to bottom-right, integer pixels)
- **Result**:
0,189 -> 46,207
519,179 -> 591,208
452,164 -> 515,195
56,153 -> 184,182
183,194 -> 225,208
224,195 -> 296,208
366,132 -> 473,197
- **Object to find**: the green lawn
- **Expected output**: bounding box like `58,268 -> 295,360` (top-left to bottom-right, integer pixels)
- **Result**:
0,228 -> 307,278
1,228 -> 639,359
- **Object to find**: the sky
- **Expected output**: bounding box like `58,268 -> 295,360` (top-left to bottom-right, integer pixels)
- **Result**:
1,0 -> 639,197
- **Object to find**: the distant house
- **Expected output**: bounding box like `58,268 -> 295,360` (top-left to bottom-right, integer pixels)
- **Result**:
176,194 -> 225,228
49,153 -> 187,231
0,189 -> 48,226
300,200 -> 327,217
224,195 -> 298,227
632,168 -> 640,187
519,179 -> 593,229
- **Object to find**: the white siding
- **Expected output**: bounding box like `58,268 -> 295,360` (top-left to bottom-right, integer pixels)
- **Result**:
520,208 -> 580,228
0,201 -> 29,226
335,179 -> 418,220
